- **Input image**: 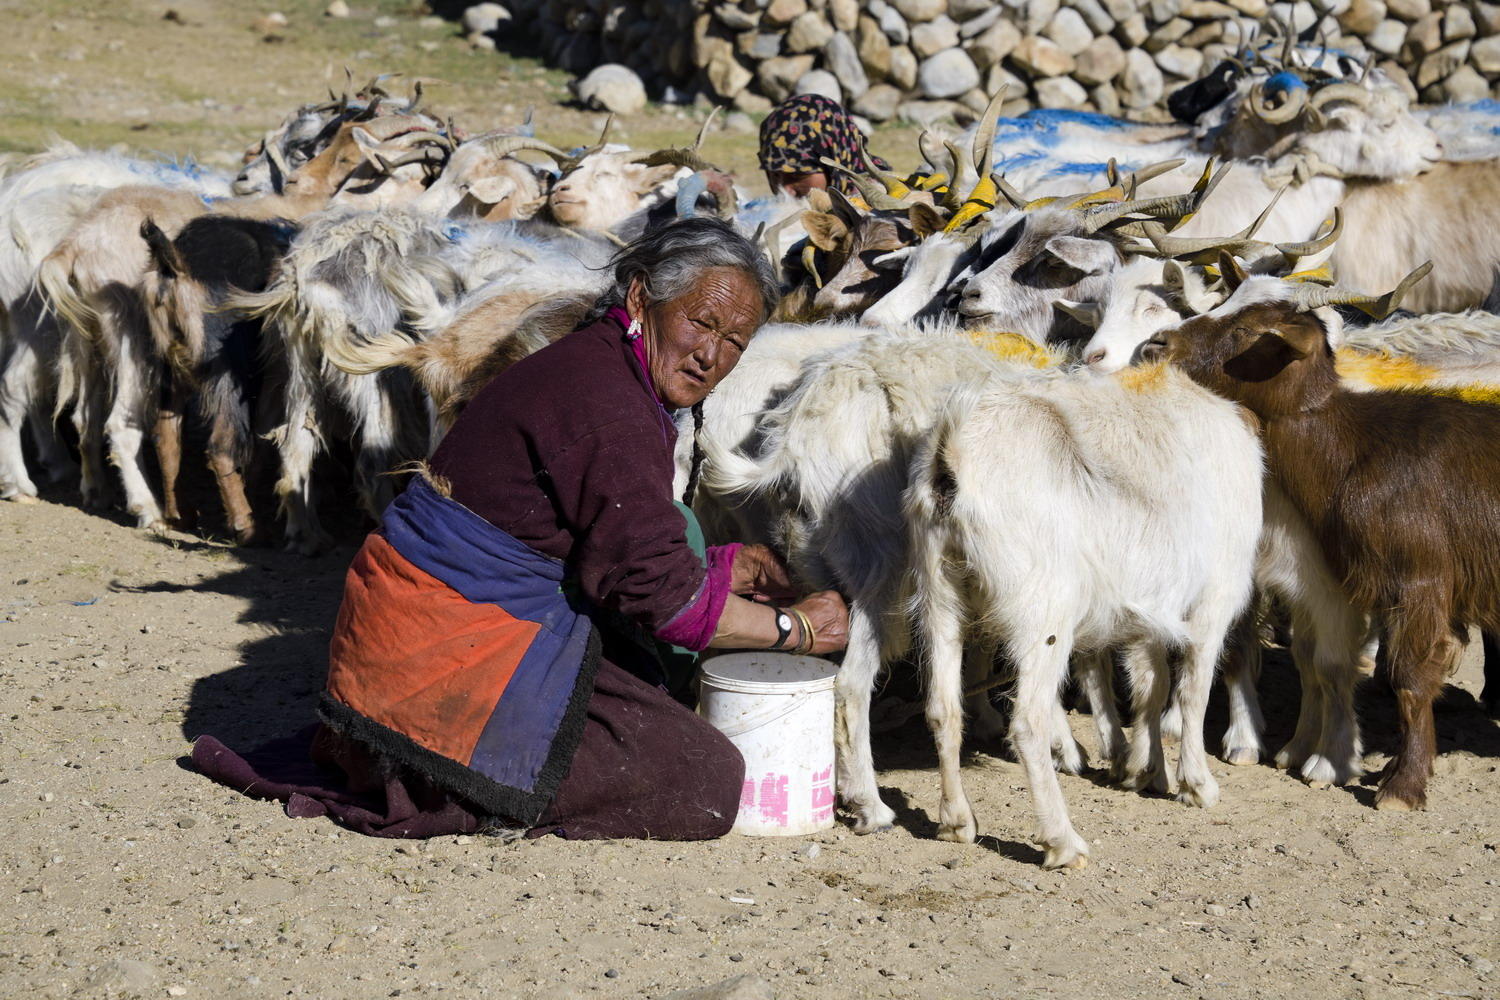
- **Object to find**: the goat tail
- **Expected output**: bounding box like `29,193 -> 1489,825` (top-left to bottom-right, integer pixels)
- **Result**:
320,328 -> 422,377
694,420 -> 776,502
33,244 -> 97,345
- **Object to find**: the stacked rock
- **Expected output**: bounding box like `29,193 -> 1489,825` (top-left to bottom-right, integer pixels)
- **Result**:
474,0 -> 1500,120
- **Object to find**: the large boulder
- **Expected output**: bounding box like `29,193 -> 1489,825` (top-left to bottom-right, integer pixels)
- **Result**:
1011,36 -> 1075,77
911,15 -> 960,57
795,69 -> 844,103
824,31 -> 871,98
1074,35 -> 1126,85
573,64 -> 648,113
757,54 -> 817,101
893,0 -> 948,22
918,47 -> 981,98
1036,76 -> 1089,109
965,17 -> 1020,69
853,82 -> 904,120
786,10 -> 835,52
1119,47 -> 1164,108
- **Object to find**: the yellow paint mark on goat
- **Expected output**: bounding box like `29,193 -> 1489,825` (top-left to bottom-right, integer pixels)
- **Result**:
1117,360 -> 1171,393
965,330 -> 1060,368
1284,263 -> 1334,285
1446,385 -> 1500,406
1334,349 -> 1440,390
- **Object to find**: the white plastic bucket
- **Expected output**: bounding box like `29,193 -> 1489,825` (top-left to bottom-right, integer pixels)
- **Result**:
699,652 -> 839,837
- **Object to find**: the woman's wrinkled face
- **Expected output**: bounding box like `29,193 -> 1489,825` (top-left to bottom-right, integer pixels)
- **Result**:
767,170 -> 828,198
628,267 -> 764,410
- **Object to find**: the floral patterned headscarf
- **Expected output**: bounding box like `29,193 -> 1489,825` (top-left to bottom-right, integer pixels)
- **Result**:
758,94 -> 890,195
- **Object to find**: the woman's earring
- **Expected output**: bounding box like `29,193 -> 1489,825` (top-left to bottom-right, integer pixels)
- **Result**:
626,318 -> 642,340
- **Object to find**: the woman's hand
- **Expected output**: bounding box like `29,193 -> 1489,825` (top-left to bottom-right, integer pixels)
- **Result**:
790,590 -> 849,655
731,544 -> 798,602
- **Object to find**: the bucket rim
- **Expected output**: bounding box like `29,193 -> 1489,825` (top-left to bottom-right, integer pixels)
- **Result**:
699,651 -> 838,694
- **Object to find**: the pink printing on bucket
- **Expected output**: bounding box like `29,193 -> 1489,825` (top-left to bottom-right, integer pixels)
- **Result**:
757,774 -> 791,826
811,766 -> 834,823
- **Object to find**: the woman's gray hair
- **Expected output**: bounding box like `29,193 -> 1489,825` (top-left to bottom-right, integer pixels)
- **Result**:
584,217 -> 780,326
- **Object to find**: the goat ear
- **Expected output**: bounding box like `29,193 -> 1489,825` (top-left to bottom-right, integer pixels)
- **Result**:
466,174 -> 518,206
804,188 -> 833,212
802,212 -> 849,252
1044,236 -> 1115,276
513,195 -> 548,219
1223,330 -> 1307,383
908,202 -> 943,239
1054,299 -> 1101,328
631,163 -> 682,194
1161,259 -> 1185,291
1217,250 -> 1249,291
139,218 -> 184,278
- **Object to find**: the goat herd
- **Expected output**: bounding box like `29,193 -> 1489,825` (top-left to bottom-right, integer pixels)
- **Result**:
3,35 -> 1499,868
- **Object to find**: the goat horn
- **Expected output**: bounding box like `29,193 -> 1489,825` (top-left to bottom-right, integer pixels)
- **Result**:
1309,82 -> 1370,110
1106,158 -> 1119,188
1082,160 -> 1228,234
1125,157 -> 1186,194
408,80 -> 423,116
1250,78 -> 1307,123
376,146 -> 447,173
802,243 -> 823,289
675,172 -> 709,218
1136,185 -> 1285,261
995,173 -> 1029,210
917,129 -> 948,176
942,139 -> 978,210
942,173 -> 1000,233
477,135 -> 572,164
818,157 -> 908,211
860,145 -> 912,198
1288,260 -> 1432,319
263,130 -> 291,188
692,106 -> 720,151
970,84 -> 1009,179
1275,207 -> 1342,263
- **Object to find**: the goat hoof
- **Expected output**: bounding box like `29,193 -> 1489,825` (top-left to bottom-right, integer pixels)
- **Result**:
848,803 -> 896,835
1374,784 -> 1424,812
936,818 -> 977,844
1053,740 -> 1087,776
1041,837 -> 1090,871
1222,747 -> 1259,767
1176,781 -> 1219,809
7,492 -> 40,505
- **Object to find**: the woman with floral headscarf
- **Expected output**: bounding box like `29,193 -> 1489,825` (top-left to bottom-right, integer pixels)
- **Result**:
758,94 -> 890,198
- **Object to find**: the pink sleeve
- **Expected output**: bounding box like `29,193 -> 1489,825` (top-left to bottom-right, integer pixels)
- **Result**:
655,543 -> 741,652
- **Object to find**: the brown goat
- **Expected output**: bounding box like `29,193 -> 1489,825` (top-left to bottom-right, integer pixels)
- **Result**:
1156,287 -> 1500,811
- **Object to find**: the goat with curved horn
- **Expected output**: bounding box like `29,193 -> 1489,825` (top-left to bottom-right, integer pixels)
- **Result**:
1274,207 -> 1342,264
1309,82 -> 1371,110
1081,160 -> 1230,234
1250,76 -> 1308,123
1137,185 -> 1287,262
1286,259 -> 1433,319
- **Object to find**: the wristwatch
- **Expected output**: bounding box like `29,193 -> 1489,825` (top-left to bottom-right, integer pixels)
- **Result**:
772,610 -> 794,650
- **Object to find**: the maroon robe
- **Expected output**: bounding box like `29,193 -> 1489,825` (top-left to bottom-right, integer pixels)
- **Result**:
194,315 -> 745,840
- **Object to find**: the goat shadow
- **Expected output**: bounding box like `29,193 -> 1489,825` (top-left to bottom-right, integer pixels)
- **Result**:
862,636 -> 1499,834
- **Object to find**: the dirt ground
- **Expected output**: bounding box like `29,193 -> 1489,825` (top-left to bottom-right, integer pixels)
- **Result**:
2,1 -> 1498,997
0,490 -> 1496,1000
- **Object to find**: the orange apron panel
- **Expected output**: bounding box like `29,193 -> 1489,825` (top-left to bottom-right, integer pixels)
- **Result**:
326,533 -> 540,766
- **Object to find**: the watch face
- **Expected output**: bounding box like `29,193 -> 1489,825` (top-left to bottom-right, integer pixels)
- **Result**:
778,612 -> 792,631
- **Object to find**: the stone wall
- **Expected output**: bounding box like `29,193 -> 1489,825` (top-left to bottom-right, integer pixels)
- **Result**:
490,0 -> 1500,122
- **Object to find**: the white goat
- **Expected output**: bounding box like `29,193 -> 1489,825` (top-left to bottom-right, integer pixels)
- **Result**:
698,326 -> 1124,836
905,361 -> 1264,868
0,147 -> 230,502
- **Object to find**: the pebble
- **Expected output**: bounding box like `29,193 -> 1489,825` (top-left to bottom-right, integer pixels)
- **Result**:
176,816 -> 197,829
324,0 -> 349,17
796,842 -> 821,860
1244,893 -> 1262,910
1204,903 -> 1227,917
604,968 -> 620,978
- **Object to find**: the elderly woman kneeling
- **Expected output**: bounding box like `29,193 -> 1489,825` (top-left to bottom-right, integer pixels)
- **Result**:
195,218 -> 848,840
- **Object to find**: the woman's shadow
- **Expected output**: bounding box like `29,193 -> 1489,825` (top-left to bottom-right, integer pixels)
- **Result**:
121,535 -> 356,750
